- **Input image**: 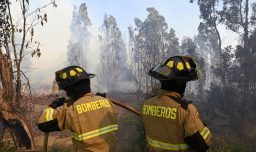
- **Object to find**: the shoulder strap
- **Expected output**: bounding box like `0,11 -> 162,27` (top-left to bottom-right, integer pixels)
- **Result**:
167,95 -> 192,110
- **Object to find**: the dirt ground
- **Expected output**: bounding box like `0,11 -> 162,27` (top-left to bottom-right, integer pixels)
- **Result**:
34,133 -> 72,149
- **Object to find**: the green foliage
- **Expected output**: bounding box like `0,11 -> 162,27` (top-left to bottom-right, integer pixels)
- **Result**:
192,0 -> 256,144
0,141 -> 16,152
129,7 -> 180,93
0,0 -> 11,46
3,95 -> 9,102
117,110 -> 148,152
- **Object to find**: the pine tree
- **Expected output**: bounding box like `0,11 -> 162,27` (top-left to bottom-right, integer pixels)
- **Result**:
129,7 -> 180,93
67,3 -> 91,68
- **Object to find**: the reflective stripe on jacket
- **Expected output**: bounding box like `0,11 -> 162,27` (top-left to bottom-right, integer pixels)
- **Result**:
45,108 -> 54,121
71,124 -> 118,141
200,127 -> 210,140
146,136 -> 189,151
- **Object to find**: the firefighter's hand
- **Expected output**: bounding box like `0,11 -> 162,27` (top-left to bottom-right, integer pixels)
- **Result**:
49,97 -> 66,109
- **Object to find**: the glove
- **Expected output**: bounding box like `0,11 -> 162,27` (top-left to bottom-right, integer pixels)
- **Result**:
49,97 -> 66,109
96,92 -> 106,98
184,132 -> 209,152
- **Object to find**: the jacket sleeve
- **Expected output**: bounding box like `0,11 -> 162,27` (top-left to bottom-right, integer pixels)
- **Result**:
183,104 -> 212,152
37,105 -> 67,132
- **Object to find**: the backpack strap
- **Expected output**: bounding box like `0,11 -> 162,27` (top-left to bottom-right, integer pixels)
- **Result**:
167,95 -> 192,110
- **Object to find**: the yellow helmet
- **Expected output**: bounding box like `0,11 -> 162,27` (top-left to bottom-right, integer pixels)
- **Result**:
148,56 -> 198,81
55,66 -> 95,90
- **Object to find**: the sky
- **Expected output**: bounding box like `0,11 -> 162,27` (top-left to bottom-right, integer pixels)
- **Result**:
21,0 -> 238,93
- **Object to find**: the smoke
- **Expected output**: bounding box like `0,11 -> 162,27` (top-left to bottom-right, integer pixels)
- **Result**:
83,24 -> 136,93
85,26 -> 100,73
25,0 -> 73,94
22,1 -> 136,95
66,6 -> 136,93
86,29 -> 133,94
84,26 -> 101,92
24,1 -> 208,95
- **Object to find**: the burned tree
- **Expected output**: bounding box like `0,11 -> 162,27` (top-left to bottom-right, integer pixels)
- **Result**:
0,0 -> 56,150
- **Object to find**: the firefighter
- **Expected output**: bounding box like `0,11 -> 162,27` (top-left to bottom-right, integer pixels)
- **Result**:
37,66 -> 118,152
142,56 -> 212,152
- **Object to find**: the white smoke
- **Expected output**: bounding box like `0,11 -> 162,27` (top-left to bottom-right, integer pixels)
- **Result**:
85,26 -> 101,92
25,0 -> 73,94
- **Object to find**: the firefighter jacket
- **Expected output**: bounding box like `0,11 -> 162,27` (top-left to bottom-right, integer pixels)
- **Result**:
38,93 -> 118,152
142,90 -> 212,152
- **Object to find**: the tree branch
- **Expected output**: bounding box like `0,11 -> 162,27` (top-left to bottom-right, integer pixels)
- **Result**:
19,0 -> 27,65
20,70 -> 32,97
239,0 -> 244,25
7,0 -> 18,67
26,2 -> 53,18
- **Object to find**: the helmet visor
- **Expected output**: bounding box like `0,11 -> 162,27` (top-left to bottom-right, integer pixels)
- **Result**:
149,64 -> 175,80
153,64 -> 171,77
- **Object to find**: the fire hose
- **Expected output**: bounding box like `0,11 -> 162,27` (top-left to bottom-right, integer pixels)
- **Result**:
108,98 -> 142,116
42,97 -> 141,152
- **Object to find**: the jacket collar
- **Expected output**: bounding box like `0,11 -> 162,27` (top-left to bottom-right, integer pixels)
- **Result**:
159,89 -> 181,98
83,92 -> 94,96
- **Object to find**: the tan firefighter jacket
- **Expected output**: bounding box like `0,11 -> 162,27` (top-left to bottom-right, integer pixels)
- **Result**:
142,90 -> 212,152
38,93 -> 118,152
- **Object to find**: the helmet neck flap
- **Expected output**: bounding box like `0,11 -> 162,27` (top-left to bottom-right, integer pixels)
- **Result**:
160,80 -> 187,97
65,79 -> 91,101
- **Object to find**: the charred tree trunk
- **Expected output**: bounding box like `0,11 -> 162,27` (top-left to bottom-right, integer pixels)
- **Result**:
15,64 -> 22,104
0,52 -> 35,150
243,0 -> 249,49
0,53 -> 14,104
